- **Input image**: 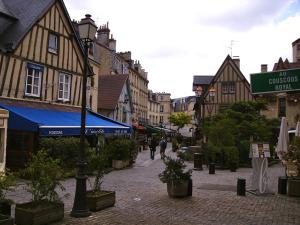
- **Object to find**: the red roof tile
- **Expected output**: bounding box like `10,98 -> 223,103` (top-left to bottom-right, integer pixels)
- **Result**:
98,74 -> 129,110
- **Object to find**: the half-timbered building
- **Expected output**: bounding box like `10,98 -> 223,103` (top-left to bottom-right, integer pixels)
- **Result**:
193,55 -> 253,119
0,0 -> 130,169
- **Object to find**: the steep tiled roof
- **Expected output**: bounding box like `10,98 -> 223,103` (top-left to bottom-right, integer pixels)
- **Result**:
0,0 -> 54,51
98,75 -> 129,110
273,57 -> 300,71
0,0 -> 16,18
193,75 -> 214,85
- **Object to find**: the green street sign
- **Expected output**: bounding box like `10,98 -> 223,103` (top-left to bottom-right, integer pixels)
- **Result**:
250,68 -> 300,94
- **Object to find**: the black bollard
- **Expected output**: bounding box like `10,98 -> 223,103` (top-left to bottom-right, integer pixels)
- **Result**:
194,153 -> 203,170
209,163 -> 215,174
278,176 -> 288,195
187,179 -> 193,196
237,178 -> 246,196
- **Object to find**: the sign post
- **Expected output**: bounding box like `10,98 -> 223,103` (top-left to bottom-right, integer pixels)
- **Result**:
250,143 -> 270,194
251,69 -> 300,94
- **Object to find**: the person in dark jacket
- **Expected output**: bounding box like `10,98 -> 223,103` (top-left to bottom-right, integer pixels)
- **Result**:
159,136 -> 167,159
149,136 -> 158,160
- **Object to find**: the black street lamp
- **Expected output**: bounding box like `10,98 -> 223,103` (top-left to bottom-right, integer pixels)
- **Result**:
194,86 -> 203,141
194,86 -> 215,141
71,14 -> 97,218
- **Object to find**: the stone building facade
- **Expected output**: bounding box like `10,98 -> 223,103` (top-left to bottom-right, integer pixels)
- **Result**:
93,25 -> 148,124
254,38 -> 300,128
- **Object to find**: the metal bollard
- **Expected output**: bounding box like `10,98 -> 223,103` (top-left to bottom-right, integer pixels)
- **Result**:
209,163 -> 215,174
237,178 -> 246,196
187,179 -> 193,196
278,176 -> 287,195
194,153 -> 203,170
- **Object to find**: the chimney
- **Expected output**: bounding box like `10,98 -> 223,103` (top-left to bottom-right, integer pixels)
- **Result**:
96,22 -> 110,46
119,51 -> 132,61
261,64 -> 268,73
108,34 -> 116,51
232,57 -> 240,69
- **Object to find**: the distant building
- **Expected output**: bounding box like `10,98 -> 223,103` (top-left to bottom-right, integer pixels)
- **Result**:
94,25 -> 149,124
156,92 -> 171,127
147,90 -> 160,126
193,55 -> 253,119
171,96 -> 196,137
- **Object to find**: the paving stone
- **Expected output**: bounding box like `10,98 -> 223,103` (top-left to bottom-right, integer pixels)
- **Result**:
5,144 -> 300,224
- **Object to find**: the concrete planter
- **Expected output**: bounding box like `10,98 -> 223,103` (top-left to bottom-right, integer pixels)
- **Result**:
167,180 -> 189,198
15,201 -> 64,225
0,200 -> 12,216
287,178 -> 300,197
86,190 -> 116,211
112,160 -> 129,169
0,214 -> 13,225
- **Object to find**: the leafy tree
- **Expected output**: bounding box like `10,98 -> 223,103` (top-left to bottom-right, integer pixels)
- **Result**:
204,101 -> 279,167
169,112 -> 191,132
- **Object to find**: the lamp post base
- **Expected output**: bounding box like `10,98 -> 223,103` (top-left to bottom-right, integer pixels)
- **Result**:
70,175 -> 91,218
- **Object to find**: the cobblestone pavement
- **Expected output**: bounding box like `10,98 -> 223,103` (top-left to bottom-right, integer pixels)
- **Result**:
7,144 -> 300,225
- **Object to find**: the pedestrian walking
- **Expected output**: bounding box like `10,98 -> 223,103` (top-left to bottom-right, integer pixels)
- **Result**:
159,136 -> 167,159
149,136 -> 158,160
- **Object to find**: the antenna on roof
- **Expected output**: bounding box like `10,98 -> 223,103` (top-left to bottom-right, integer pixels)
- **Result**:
226,40 -> 238,57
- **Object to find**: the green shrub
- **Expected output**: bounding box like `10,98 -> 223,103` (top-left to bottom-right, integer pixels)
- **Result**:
0,170 -> 15,201
159,156 -> 192,184
21,150 -> 65,202
39,137 -> 79,169
171,138 -> 179,151
224,146 -> 239,171
106,137 -> 136,161
177,151 -> 193,162
87,148 -> 109,192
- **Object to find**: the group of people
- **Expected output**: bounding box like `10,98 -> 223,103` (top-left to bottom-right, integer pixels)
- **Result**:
149,135 -> 167,160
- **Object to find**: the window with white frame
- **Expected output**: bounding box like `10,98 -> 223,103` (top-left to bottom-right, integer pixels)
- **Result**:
48,33 -> 58,54
25,64 -> 42,97
222,82 -> 236,94
58,73 -> 71,101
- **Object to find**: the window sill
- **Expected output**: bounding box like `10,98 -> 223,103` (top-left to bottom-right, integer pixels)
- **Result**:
48,49 -> 58,55
57,99 -> 71,104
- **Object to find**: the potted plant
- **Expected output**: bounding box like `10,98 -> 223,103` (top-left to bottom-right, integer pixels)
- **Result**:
109,138 -> 130,169
86,149 -> 115,211
15,150 -> 66,225
0,170 -> 15,225
283,137 -> 300,196
159,156 -> 192,198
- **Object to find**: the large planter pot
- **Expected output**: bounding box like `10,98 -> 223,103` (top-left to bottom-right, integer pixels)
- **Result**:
167,180 -> 189,198
15,201 -> 64,225
0,200 -> 12,216
112,160 -> 129,169
287,177 -> 300,197
86,190 -> 116,211
0,214 -> 13,225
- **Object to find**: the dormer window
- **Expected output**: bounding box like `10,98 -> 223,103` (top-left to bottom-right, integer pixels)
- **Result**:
48,33 -> 58,54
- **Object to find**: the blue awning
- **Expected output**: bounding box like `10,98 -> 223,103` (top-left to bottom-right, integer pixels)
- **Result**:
0,104 -> 131,136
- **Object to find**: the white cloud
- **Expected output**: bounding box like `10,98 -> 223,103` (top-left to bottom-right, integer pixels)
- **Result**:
64,0 -> 300,98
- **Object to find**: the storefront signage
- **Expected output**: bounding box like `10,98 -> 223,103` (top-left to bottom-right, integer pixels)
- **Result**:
251,69 -> 300,94
250,143 -> 270,158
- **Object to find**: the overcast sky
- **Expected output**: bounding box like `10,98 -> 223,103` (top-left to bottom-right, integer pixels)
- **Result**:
65,0 -> 300,98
